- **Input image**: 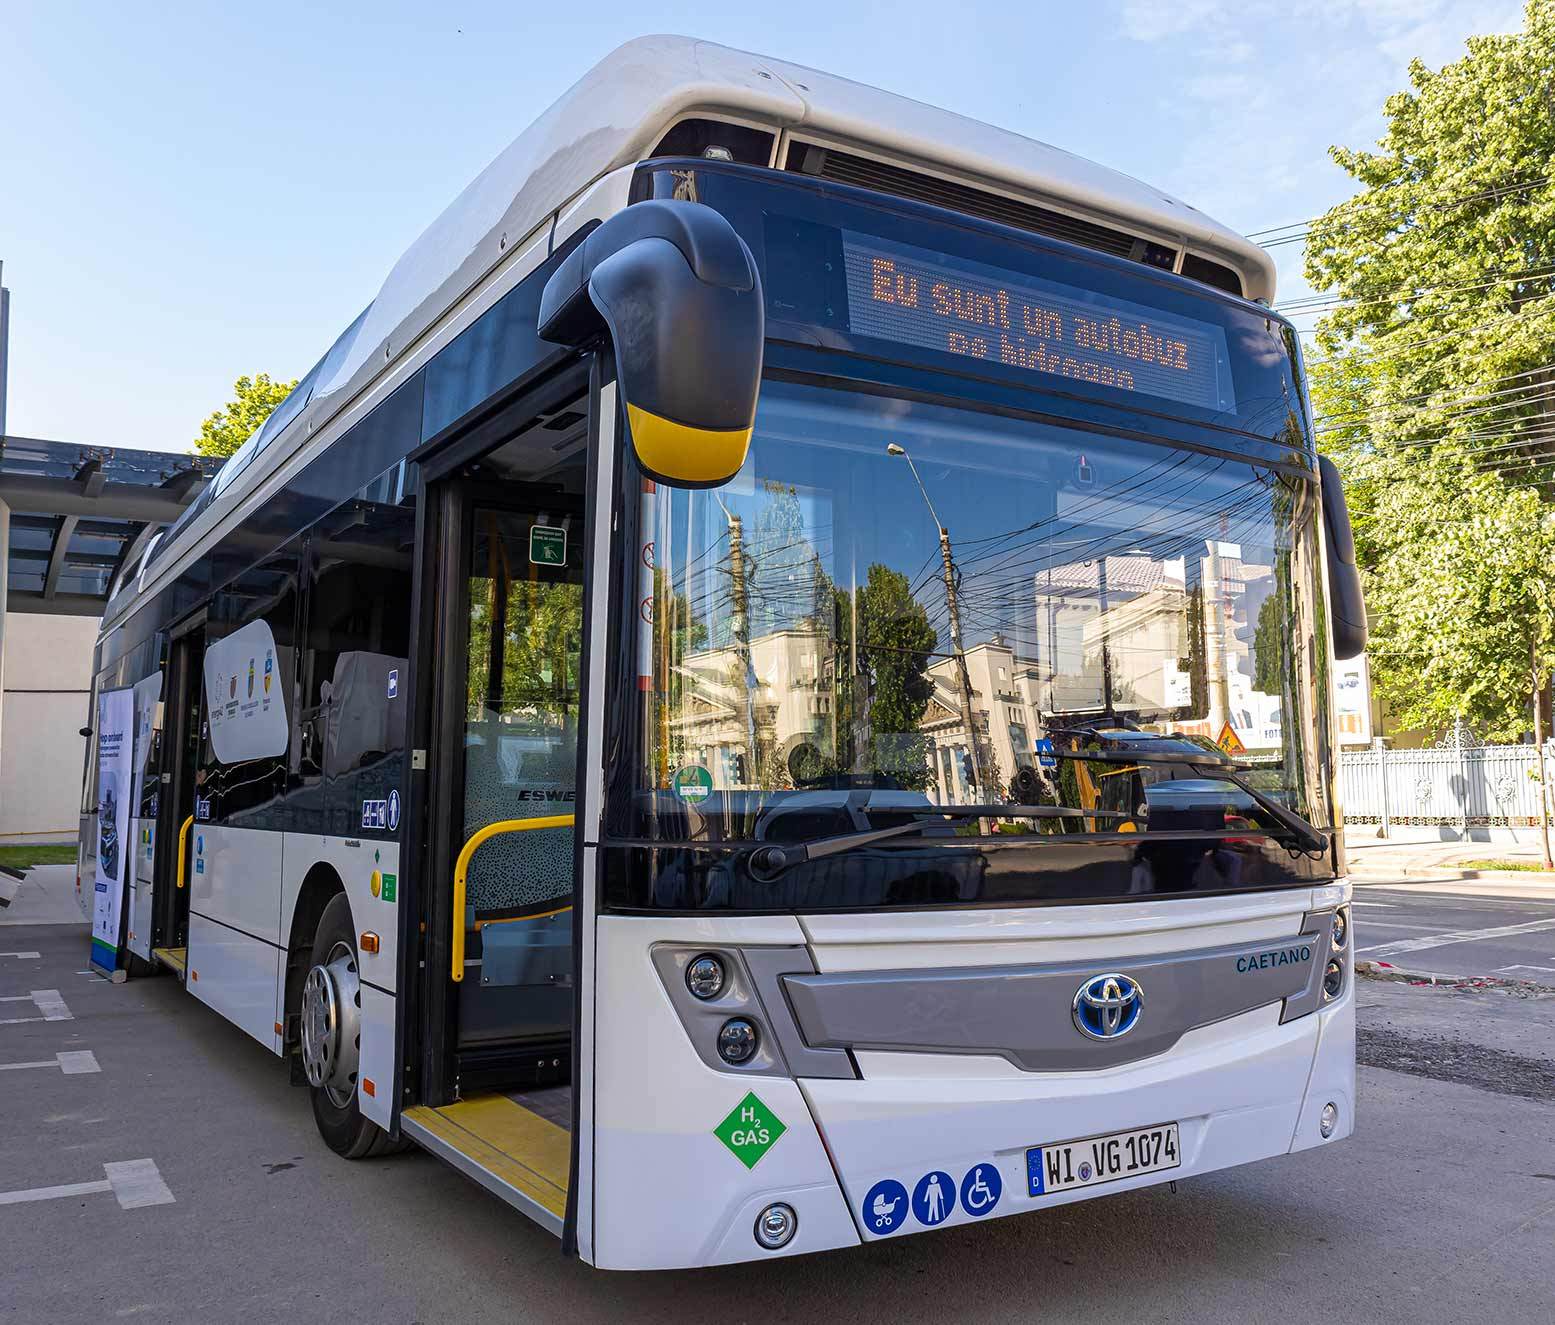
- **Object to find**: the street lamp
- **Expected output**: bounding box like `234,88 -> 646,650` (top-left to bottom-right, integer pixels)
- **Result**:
887,443 -> 989,800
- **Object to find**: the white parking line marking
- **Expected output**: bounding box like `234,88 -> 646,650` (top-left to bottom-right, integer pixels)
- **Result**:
0,950 -> 42,959
0,989 -> 72,1024
1351,902 -> 1396,909
1355,920 -> 1455,931
104,1159 -> 176,1208
0,1049 -> 100,1075
1361,916 -> 1555,959
1497,964 -> 1555,974
0,1159 -> 172,1209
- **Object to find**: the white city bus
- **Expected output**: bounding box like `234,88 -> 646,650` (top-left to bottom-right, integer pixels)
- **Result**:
80,37 -> 1365,1270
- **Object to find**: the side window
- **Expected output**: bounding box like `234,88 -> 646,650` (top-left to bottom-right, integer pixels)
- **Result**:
301,500 -> 415,838
197,541 -> 301,827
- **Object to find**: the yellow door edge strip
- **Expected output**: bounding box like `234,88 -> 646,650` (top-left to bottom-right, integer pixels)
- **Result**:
452,815 -> 574,983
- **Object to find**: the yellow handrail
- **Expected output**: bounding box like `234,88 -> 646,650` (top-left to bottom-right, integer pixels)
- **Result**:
175,815 -> 195,890
452,815 -> 575,983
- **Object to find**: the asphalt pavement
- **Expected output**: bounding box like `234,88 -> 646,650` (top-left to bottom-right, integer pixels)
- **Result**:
3,877 -> 1553,1323
1353,883 -> 1555,980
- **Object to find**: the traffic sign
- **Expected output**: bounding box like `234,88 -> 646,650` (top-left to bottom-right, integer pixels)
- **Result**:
1216,722 -> 1247,756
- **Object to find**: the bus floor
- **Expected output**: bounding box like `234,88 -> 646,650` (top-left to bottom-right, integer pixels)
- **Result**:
401,1084 -> 571,1229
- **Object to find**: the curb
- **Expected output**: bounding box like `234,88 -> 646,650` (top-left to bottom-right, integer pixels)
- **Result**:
1349,865 -> 1555,882
1357,960 -> 1555,994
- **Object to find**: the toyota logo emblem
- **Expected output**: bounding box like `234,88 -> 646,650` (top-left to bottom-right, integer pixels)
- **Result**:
1072,973 -> 1143,1040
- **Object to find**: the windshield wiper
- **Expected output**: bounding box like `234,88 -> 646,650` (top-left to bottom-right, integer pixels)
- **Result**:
744,804 -> 1123,880
1045,742 -> 1328,855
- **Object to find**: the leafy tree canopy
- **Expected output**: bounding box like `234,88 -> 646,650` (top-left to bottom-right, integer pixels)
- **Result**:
195,373 -> 298,458
1305,0 -> 1555,737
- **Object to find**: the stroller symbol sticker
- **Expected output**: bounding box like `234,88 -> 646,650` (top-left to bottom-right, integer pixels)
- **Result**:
862,1178 -> 909,1235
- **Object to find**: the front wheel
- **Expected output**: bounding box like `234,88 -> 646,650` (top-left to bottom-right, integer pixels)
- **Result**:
300,892 -> 400,1158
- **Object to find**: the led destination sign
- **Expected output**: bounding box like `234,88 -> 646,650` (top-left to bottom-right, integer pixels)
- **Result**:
842,235 -> 1236,413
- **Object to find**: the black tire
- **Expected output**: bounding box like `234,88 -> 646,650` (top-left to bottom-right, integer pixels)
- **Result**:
306,893 -> 404,1159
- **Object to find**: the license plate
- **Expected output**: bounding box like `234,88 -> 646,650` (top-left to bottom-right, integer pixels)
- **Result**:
1027,1122 -> 1180,1196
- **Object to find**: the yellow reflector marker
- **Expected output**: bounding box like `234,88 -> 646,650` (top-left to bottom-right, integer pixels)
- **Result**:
370,870 -> 382,898
625,403 -> 752,486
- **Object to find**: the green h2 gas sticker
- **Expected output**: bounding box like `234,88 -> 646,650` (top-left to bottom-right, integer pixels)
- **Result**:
713,1091 -> 787,1169
672,765 -> 713,804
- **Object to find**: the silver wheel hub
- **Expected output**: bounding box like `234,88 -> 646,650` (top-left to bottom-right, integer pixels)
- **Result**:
300,940 -> 361,1105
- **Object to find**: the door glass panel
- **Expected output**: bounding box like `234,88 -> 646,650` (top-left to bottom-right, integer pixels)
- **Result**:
462,507 -> 583,917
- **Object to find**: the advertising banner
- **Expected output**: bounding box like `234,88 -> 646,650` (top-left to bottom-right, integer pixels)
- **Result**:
91,687 -> 134,975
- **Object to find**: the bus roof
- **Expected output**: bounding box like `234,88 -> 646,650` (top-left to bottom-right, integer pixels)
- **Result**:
310,36 -> 1275,419
120,37 -> 1279,627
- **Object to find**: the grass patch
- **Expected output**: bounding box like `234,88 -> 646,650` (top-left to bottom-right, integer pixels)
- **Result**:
0,843 -> 78,871
1455,858 -> 1553,873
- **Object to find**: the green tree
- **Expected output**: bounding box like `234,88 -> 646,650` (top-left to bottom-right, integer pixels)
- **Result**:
830,564 -> 938,788
196,373 -> 298,458
1304,0 -> 1555,737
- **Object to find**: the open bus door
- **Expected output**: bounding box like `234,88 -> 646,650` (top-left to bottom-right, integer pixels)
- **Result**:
397,357 -> 597,1246
149,618 -> 205,979
399,197 -> 765,1261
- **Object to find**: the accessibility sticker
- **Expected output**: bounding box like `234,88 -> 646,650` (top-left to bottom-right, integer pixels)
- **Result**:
960,1162 -> 1002,1217
912,1170 -> 956,1226
862,1178 -> 910,1235
713,1091 -> 787,1169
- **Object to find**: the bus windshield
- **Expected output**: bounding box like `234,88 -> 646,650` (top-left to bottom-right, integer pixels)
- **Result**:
614,378 -> 1336,908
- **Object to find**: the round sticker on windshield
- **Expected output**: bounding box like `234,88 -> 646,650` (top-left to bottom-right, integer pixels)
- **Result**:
672,765 -> 713,804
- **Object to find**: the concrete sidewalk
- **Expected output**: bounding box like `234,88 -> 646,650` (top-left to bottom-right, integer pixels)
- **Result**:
0,863 -> 87,927
1345,833 -> 1555,880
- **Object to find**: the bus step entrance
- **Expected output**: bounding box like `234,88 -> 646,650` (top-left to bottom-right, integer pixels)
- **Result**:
152,947 -> 187,981
401,1089 -> 570,1235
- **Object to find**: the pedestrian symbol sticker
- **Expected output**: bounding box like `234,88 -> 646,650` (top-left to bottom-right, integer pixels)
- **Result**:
713,1091 -> 787,1169
912,1170 -> 955,1226
960,1162 -> 1002,1217
862,1178 -> 910,1235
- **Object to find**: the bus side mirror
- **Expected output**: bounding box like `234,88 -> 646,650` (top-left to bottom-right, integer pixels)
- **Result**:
538,199 -> 764,489
1317,454 -> 1367,660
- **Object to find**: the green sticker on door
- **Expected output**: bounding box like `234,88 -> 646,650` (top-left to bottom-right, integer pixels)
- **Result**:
672,765 -> 713,804
529,525 -> 566,566
713,1091 -> 787,1169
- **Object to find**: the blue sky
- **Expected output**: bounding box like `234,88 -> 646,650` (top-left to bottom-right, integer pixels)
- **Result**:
0,0 -> 1527,453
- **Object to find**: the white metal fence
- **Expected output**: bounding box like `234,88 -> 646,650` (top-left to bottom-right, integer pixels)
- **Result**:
1338,740 -> 1554,830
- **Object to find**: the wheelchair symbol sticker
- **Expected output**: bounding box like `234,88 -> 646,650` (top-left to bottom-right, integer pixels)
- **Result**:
960,1162 -> 1002,1217
912,1170 -> 956,1226
862,1178 -> 910,1235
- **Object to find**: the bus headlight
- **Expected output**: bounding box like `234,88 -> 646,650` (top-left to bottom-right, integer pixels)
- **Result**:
1320,1102 -> 1339,1138
717,1018 -> 759,1065
686,953 -> 726,1000
1323,959 -> 1344,999
754,1202 -> 797,1250
1331,908 -> 1348,951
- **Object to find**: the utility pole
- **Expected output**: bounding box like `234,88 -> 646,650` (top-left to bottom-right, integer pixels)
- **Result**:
888,443 -> 989,799
939,525 -> 988,797
720,500 -> 759,784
